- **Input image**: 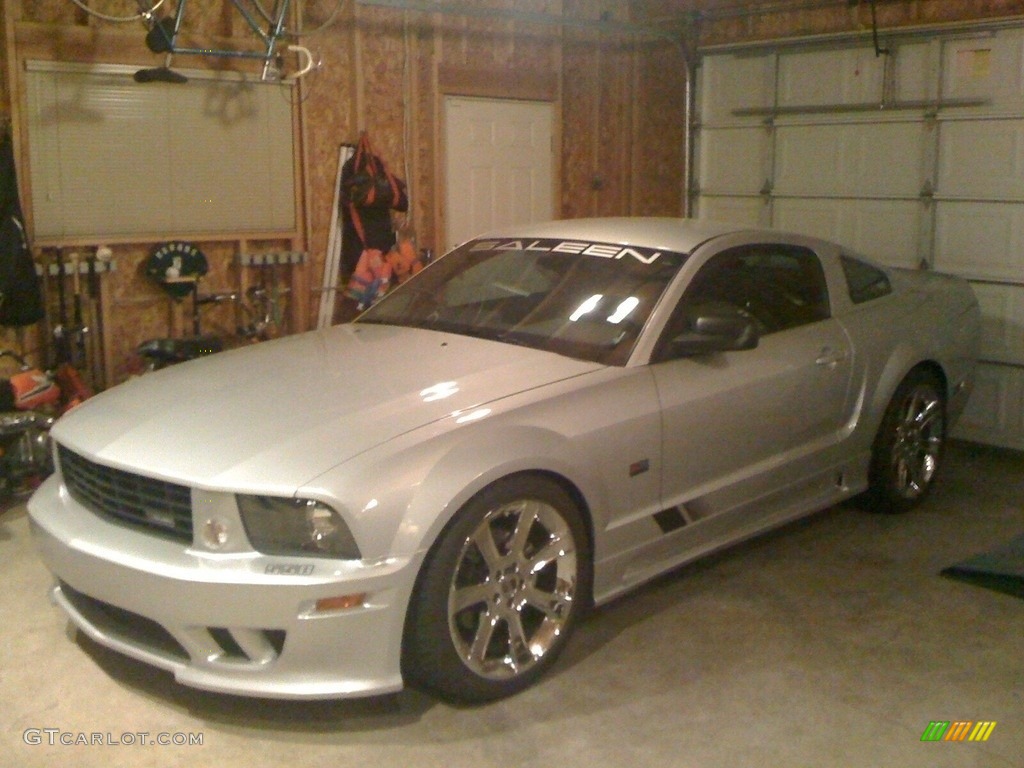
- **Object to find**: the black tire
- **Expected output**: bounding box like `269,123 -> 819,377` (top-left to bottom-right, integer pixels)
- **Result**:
402,474 -> 591,703
864,368 -> 946,514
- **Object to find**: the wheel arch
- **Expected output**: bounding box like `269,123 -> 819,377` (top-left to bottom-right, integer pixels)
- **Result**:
912,360 -> 949,399
415,464 -> 596,582
867,353 -> 949,438
888,359 -> 948,403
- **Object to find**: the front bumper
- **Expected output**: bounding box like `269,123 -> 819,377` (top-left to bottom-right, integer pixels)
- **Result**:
27,476 -> 418,699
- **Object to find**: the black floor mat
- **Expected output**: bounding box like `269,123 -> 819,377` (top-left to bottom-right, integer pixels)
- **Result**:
942,533 -> 1024,600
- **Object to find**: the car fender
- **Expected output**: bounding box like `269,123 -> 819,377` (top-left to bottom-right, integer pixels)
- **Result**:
839,284 -> 967,445
863,271 -> 978,429
400,422 -> 603,557
386,366 -> 662,562
302,417 -> 605,564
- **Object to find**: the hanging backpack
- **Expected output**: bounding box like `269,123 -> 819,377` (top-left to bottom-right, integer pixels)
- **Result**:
340,132 -> 408,253
342,131 -> 407,212
0,132 -> 43,327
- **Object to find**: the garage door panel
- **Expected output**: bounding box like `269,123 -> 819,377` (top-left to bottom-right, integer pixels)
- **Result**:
849,123 -> 925,198
696,196 -> 767,227
699,54 -> 775,125
774,127 -> 841,197
774,123 -> 922,198
942,29 -> 1024,112
957,366 -> 1005,433
934,203 -> 1024,279
698,127 -> 770,196
774,199 -> 840,242
938,120 -> 1024,200
778,47 -> 883,106
890,42 -> 936,103
778,43 -> 933,106
845,201 -> 921,267
954,364 -> 1024,450
970,283 -> 1024,365
775,199 -> 919,267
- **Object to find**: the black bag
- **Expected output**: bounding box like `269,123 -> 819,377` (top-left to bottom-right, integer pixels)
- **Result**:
340,132 -> 408,212
345,170 -> 407,210
338,132 -> 409,274
0,132 -> 43,328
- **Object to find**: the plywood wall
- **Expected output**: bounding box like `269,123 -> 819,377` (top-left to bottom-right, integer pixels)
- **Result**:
2,0 -> 687,383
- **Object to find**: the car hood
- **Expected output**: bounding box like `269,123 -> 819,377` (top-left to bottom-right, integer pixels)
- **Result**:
53,324 -> 601,493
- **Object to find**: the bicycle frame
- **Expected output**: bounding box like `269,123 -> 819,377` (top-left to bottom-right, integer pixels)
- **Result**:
143,0 -> 313,81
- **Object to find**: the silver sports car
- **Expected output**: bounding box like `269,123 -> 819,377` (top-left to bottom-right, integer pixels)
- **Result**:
29,218 -> 980,703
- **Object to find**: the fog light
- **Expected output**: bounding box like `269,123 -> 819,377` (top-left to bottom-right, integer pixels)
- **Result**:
314,594 -> 367,613
201,517 -> 231,549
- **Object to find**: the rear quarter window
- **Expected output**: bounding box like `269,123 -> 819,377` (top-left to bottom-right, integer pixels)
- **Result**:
841,255 -> 892,304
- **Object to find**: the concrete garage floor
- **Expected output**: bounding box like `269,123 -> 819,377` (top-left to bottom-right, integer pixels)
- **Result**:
1,441 -> 1022,768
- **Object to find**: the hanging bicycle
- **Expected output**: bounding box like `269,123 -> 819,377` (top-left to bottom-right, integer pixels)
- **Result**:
67,0 -> 344,82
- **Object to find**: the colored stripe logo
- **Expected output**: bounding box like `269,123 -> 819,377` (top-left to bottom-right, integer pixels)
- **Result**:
921,721 -> 996,742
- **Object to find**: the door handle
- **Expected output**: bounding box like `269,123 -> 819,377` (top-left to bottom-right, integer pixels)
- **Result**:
815,347 -> 846,369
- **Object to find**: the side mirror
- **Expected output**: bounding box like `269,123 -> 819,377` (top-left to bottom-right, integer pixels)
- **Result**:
669,303 -> 759,357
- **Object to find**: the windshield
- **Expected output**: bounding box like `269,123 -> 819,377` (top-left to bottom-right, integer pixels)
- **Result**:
357,237 -> 687,365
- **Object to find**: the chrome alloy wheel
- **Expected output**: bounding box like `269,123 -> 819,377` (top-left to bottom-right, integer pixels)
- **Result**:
447,498 -> 578,680
889,385 -> 944,500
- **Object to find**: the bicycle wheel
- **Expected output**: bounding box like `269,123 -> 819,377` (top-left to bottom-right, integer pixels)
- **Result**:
68,0 -> 167,23
290,0 -> 346,38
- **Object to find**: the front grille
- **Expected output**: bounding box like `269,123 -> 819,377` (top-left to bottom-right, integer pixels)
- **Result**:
58,445 -> 193,542
59,581 -> 189,661
60,581 -> 289,669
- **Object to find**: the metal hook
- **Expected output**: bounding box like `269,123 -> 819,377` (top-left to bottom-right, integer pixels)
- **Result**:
284,45 -> 317,82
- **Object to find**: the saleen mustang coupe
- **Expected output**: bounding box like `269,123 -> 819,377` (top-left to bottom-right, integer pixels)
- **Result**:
29,218 -> 979,703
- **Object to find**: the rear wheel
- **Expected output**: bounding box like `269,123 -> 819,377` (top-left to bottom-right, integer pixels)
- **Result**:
402,475 -> 590,703
865,369 -> 946,514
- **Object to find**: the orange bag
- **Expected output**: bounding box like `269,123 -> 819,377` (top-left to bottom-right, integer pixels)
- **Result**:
345,248 -> 392,310
387,239 -> 423,284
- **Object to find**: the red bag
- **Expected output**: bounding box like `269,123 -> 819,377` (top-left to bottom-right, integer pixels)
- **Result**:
8,368 -> 60,410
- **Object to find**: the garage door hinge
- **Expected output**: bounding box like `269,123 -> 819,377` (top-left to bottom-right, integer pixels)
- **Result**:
760,179 -> 774,198
919,180 -> 934,206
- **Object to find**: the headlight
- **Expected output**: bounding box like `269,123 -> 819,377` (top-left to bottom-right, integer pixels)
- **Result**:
237,496 -> 361,559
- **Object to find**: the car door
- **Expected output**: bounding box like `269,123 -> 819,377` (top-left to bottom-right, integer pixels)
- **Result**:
650,242 -> 854,522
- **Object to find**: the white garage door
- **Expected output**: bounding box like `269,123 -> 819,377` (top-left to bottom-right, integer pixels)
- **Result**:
696,26 -> 1024,450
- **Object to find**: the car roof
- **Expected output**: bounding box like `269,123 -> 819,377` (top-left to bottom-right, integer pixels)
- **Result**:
472,217 -> 759,255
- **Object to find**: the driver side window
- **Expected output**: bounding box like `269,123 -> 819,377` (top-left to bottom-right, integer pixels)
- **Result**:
680,244 -> 829,335
653,243 -> 830,362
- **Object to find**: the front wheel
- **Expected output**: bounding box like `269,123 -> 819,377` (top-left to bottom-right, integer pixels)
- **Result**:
402,475 -> 591,703
864,369 -> 946,514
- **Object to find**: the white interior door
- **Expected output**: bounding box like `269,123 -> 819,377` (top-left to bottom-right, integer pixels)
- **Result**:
444,96 -> 554,251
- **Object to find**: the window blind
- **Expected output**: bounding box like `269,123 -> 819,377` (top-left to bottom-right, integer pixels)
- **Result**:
26,61 -> 296,240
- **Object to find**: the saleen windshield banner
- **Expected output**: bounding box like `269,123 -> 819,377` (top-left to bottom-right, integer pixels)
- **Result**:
469,238 -> 669,265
